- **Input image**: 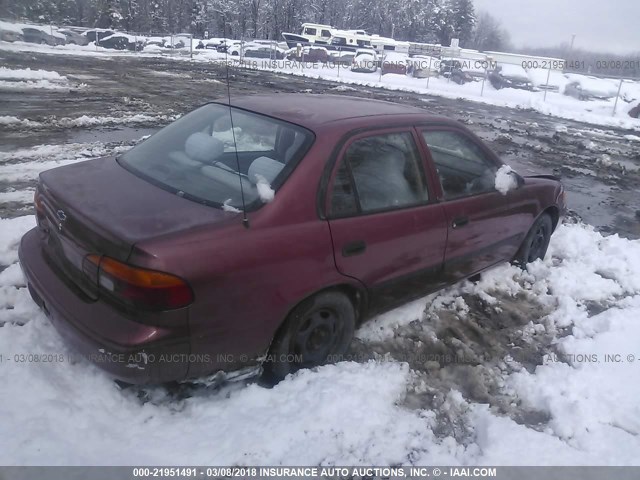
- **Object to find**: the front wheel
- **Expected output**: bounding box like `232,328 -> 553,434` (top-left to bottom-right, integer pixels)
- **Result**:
513,213 -> 553,267
262,291 -> 355,383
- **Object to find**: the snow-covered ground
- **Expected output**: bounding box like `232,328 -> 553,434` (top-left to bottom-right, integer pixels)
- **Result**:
1,209 -> 640,464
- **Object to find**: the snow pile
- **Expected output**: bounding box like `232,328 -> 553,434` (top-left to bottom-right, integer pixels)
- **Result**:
0,67 -> 66,81
0,113 -> 175,131
0,116 -> 39,127
0,67 -> 72,91
222,199 -> 241,213
494,164 -> 517,194
254,174 -> 275,203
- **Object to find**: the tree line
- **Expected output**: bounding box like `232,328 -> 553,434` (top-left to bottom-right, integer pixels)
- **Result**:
0,0 -> 511,51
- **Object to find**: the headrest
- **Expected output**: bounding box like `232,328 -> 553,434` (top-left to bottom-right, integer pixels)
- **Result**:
248,156 -> 285,184
185,132 -> 224,163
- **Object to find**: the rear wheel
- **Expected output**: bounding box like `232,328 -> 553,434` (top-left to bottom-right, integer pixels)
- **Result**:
513,213 -> 553,267
262,291 -> 355,383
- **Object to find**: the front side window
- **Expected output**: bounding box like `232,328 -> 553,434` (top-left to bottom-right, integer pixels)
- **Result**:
120,104 -> 312,210
421,130 -> 497,200
330,132 -> 428,216
304,27 -> 317,35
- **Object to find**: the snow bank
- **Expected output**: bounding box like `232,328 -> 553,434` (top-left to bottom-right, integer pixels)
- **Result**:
0,67 -> 65,81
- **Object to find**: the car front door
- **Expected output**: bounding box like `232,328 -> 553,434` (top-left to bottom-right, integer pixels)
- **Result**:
325,129 -> 448,313
418,127 -> 535,281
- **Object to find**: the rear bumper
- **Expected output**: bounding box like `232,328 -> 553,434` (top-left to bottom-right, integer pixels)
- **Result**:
18,227 -> 190,385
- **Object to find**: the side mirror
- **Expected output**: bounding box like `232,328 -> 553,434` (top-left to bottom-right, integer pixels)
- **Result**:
511,171 -> 525,188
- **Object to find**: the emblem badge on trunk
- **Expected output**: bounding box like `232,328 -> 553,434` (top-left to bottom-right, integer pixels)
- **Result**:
56,210 -> 66,231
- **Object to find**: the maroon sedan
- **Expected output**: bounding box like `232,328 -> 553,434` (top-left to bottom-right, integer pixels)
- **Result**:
19,94 -> 566,384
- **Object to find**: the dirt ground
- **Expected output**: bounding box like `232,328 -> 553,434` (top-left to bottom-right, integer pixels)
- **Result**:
1,49 -> 640,238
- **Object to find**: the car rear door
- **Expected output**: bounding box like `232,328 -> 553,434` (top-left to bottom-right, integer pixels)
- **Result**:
325,128 -> 448,312
417,127 -> 535,281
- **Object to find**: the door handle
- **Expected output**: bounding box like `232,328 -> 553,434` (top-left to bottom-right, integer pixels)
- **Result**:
342,240 -> 366,257
452,216 -> 469,229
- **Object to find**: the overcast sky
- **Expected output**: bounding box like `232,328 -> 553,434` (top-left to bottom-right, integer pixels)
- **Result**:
473,0 -> 639,54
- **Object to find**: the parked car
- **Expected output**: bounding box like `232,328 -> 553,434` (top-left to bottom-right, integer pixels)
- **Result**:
216,40 -> 243,55
328,50 -> 356,65
0,25 -> 24,43
84,29 -> 114,43
350,49 -> 378,73
99,34 -> 143,51
488,65 -> 534,91
21,27 -> 65,46
205,40 -> 224,50
145,39 -> 167,48
243,43 -> 286,60
563,80 -> 615,101
19,94 -> 566,385
409,56 -> 438,78
58,29 -> 89,46
286,46 -> 329,63
439,59 -> 474,85
381,51 -> 409,75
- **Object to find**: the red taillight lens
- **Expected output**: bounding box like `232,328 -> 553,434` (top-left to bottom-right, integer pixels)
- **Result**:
34,188 -> 45,216
87,255 -> 194,311
34,189 -> 44,212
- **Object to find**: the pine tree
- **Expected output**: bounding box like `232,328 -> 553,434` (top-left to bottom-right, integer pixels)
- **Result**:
97,0 -> 123,28
430,0 -> 455,46
450,0 -> 475,47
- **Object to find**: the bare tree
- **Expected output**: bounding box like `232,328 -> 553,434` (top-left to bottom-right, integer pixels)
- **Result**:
470,11 -> 510,51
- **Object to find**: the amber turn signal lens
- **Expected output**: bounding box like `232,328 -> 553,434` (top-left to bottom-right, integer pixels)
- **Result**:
87,255 -> 194,311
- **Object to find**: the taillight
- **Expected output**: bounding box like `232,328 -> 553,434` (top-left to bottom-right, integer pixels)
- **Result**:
34,188 -> 45,225
87,255 -> 194,311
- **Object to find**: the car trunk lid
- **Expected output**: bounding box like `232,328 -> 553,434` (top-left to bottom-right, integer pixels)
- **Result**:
37,156 -> 234,300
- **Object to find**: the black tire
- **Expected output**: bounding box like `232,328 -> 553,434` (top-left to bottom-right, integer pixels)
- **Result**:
262,291 -> 356,383
513,213 -> 553,267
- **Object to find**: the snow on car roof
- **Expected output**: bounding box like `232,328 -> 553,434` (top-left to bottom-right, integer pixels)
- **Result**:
564,73 -> 620,96
100,32 -> 142,42
381,51 -> 409,62
1,20 -> 66,39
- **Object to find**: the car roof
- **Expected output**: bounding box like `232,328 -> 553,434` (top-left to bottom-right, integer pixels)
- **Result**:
227,94 -> 447,129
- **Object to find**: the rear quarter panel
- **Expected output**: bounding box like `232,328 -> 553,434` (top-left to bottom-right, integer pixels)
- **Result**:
129,131 -> 361,378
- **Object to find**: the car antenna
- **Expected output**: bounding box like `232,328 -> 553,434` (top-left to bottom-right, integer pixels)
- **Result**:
222,16 -> 250,229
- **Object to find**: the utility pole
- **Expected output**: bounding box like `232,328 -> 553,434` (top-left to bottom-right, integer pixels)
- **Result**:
391,23 -> 395,39
570,34 -> 576,51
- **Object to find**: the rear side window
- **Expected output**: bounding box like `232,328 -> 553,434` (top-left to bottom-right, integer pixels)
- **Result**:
330,132 -> 428,216
421,130 -> 497,200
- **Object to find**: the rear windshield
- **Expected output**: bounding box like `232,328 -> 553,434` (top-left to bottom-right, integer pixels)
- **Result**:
119,104 -> 313,210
